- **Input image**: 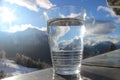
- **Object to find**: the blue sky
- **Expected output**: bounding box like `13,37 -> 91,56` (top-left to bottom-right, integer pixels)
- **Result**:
0,0 -> 120,37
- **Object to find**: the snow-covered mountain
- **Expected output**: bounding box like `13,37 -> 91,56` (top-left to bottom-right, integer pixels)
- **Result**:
83,40 -> 117,58
0,28 -> 51,62
0,59 -> 37,78
0,27 -> 119,62
58,36 -> 119,58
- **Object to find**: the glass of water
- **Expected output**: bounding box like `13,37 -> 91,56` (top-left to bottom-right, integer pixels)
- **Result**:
46,6 -> 86,80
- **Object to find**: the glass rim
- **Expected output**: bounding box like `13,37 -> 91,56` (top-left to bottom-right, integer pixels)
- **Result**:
47,5 -> 86,12
45,5 -> 87,21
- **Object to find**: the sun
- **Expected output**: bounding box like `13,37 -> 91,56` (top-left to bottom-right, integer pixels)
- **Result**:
0,7 -> 16,23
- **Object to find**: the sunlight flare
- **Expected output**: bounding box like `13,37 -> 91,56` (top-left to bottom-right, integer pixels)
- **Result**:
0,7 -> 16,23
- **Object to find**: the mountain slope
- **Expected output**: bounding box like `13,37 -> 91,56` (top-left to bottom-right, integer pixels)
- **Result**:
0,28 -> 51,62
0,59 -> 37,78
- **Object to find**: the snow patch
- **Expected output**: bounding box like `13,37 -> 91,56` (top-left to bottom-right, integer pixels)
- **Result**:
0,59 -> 37,78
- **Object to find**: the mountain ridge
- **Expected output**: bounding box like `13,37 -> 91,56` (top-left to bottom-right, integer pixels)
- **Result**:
0,28 -> 51,62
0,28 -> 119,62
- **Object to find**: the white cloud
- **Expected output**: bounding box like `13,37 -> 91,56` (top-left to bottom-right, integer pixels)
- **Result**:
36,0 -> 55,9
53,26 -> 70,39
97,6 -> 120,24
2,24 -> 46,33
4,0 -> 38,12
4,0 -> 55,12
39,27 -> 47,31
84,36 -> 120,46
51,26 -> 70,49
96,6 -> 120,37
97,6 -> 116,17
86,20 -> 116,36
60,13 -> 82,18
0,6 -> 16,23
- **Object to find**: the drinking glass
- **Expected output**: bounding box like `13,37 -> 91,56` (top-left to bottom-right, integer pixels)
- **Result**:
46,5 -> 86,80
